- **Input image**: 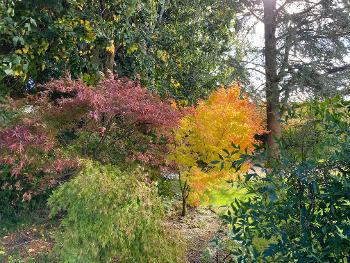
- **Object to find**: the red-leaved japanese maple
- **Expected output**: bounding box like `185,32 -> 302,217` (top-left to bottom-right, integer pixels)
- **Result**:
0,73 -> 180,205
0,120 -> 79,203
35,73 -> 180,162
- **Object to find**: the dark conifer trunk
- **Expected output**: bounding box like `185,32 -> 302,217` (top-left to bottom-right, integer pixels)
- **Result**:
263,0 -> 281,159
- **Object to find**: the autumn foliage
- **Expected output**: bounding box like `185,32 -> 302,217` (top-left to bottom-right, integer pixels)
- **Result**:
169,84 -> 265,206
36,73 -> 180,164
0,74 -> 179,208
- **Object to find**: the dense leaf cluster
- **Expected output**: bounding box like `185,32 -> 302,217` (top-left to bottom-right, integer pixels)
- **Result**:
0,74 -> 179,215
48,161 -> 187,263
0,0 -> 237,102
169,85 -> 265,208
223,98 -> 350,262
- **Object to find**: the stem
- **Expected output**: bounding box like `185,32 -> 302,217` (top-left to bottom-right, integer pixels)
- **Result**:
178,172 -> 189,216
93,117 -> 114,159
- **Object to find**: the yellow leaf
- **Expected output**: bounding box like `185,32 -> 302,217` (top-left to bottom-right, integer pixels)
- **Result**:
113,15 -> 121,22
41,41 -> 49,52
156,50 -> 169,62
127,44 -> 139,54
106,41 -> 115,54
170,78 -> 181,89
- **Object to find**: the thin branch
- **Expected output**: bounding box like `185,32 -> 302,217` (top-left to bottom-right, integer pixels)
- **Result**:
326,64 -> 350,74
247,67 -> 265,75
243,4 -> 264,22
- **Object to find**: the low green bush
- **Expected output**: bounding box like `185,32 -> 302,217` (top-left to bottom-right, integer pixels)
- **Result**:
48,161 -> 187,263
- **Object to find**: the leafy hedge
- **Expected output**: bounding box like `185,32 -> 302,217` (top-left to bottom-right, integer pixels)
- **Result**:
223,98 -> 350,262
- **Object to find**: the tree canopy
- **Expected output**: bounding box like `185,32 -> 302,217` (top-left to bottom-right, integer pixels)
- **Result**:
0,0 -> 237,103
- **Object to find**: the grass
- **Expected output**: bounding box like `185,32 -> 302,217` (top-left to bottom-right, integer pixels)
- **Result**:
200,182 -> 277,258
207,184 -> 248,207
199,182 -> 249,215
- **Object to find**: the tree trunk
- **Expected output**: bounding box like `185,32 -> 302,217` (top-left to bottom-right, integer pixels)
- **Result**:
179,176 -> 189,217
263,0 -> 281,159
105,49 -> 115,74
181,195 -> 187,217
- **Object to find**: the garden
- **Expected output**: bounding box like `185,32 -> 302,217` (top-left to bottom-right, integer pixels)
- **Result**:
1,1 -> 350,262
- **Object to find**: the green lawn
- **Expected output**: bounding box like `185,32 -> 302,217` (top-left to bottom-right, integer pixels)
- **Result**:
200,182 -> 249,214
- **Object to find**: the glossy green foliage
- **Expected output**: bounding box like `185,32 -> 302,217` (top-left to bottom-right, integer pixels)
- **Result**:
152,0 -> 237,102
222,98 -> 350,262
0,0 -> 99,93
48,161 -> 187,263
0,0 -> 237,103
0,0 -> 159,92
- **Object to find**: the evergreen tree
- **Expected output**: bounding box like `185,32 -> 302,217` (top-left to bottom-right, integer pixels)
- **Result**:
234,0 -> 350,157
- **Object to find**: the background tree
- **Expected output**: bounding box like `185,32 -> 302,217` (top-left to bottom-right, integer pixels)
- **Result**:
0,0 -> 159,93
152,0 -> 237,102
233,0 -> 350,157
1,0 -> 238,104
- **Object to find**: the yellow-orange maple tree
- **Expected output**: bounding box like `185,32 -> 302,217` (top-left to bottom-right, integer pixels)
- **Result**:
169,84 -> 265,212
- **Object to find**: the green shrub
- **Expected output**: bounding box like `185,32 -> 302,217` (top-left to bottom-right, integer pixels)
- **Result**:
48,161 -> 187,263
222,98 -> 350,262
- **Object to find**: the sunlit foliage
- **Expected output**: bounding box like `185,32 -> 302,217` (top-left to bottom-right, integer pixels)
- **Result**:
169,84 -> 265,206
49,161 -> 187,263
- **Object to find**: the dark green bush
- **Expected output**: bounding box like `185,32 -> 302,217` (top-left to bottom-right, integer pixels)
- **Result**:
48,161 -> 187,263
222,98 -> 350,262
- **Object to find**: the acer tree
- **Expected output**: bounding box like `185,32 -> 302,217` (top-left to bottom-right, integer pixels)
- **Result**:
36,73 -> 180,165
48,161 -> 187,263
0,73 -> 179,212
169,85 -> 265,215
0,119 -> 79,215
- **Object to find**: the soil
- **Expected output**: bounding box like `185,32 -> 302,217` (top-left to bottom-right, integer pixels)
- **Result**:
166,207 -> 224,263
1,225 -> 55,261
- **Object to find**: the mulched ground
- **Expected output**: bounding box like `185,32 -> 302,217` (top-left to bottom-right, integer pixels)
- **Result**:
166,207 -> 227,263
1,224 -> 55,262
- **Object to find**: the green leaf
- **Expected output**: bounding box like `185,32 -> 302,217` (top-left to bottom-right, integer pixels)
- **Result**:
24,22 -> 31,31
222,149 -> 230,156
22,63 -> 29,73
268,192 -> 278,202
4,69 -> 13,75
29,18 -> 37,27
